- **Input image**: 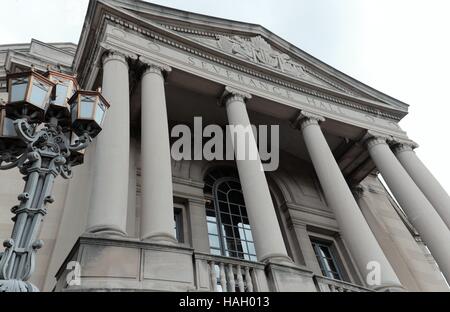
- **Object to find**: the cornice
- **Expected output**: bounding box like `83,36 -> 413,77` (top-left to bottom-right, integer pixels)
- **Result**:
75,5 -> 407,122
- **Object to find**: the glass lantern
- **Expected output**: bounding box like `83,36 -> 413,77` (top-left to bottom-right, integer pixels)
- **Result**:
0,104 -> 25,151
68,89 -> 110,138
6,70 -> 55,122
45,71 -> 79,125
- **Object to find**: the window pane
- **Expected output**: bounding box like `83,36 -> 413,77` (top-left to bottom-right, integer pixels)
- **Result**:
80,98 -> 94,119
221,225 -> 234,237
10,78 -> 28,102
218,201 -> 228,213
94,104 -> 105,125
220,213 -> 231,225
207,222 -> 218,235
245,229 -> 253,241
228,190 -> 244,204
54,84 -> 69,105
209,235 -> 220,248
229,204 -> 240,215
217,191 -> 227,201
232,215 -> 242,226
30,81 -> 49,108
247,242 -> 256,255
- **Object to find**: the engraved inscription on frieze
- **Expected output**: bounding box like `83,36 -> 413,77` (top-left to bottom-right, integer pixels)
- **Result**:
216,35 -> 307,78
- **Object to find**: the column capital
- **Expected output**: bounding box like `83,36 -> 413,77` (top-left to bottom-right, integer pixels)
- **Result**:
362,130 -> 392,150
141,57 -> 172,77
101,48 -> 136,68
219,86 -> 252,107
390,137 -> 419,155
291,110 -> 325,131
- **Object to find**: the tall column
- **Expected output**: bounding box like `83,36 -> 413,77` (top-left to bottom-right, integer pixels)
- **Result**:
392,140 -> 450,229
365,132 -> 450,282
140,59 -> 177,244
221,86 -> 290,263
86,50 -> 130,236
294,111 -> 402,290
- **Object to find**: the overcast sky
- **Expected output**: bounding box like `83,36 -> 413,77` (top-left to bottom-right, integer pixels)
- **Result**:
1,0 -> 449,194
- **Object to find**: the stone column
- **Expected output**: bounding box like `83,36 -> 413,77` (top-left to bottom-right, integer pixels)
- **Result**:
294,111 -> 402,290
140,59 -> 177,244
221,86 -> 290,263
365,132 -> 450,282
392,140 -> 450,229
86,51 -> 130,236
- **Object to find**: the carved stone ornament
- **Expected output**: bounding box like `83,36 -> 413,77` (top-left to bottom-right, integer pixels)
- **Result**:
219,86 -> 252,106
100,43 -> 138,67
390,137 -> 419,154
291,110 -> 325,130
216,35 -> 307,79
140,57 -> 172,77
363,130 -> 394,150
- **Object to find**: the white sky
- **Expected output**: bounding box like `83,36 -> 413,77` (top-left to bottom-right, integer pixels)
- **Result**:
1,0 -> 449,194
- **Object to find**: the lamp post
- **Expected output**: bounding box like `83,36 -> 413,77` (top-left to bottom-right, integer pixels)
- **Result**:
0,68 -> 109,292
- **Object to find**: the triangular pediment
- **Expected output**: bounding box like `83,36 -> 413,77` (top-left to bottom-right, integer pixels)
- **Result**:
163,30 -> 350,92
81,0 -> 409,118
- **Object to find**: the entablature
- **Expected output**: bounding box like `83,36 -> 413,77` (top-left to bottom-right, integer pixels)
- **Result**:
75,1 -> 410,139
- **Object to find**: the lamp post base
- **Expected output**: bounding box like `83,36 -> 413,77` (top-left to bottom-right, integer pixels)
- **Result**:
0,279 -> 39,292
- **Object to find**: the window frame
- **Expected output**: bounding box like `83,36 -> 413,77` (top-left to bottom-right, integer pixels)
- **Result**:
311,239 -> 344,281
207,176 -> 257,261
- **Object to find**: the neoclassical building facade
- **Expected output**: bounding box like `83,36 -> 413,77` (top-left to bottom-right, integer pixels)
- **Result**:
1,0 -> 450,292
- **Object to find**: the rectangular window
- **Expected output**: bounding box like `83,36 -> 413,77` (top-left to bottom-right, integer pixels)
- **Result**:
174,208 -> 183,243
311,239 -> 343,280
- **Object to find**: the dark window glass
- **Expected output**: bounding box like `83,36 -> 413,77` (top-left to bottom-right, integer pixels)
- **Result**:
311,240 -> 343,280
174,208 -> 184,243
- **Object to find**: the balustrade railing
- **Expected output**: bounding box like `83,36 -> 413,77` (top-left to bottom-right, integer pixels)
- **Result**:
195,253 -> 265,292
314,275 -> 373,292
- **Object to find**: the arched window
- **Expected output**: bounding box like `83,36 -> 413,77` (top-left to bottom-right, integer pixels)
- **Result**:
204,167 -> 257,261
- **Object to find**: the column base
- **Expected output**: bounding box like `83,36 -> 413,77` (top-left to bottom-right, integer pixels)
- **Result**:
0,279 -> 39,292
265,261 -> 317,292
141,232 -> 178,246
259,253 -> 294,265
85,225 -> 127,237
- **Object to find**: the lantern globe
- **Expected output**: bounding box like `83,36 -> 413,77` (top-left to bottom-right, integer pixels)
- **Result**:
6,70 -> 55,122
44,71 -> 79,126
68,89 -> 110,138
0,104 -> 25,153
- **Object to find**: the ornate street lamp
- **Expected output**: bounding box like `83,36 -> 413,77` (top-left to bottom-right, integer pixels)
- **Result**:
0,67 -> 109,292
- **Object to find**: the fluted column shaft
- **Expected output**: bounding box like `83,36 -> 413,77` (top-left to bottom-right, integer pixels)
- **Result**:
140,61 -> 177,244
366,134 -> 450,282
393,143 -> 450,229
86,51 -> 130,236
296,112 -> 402,290
222,87 -> 290,263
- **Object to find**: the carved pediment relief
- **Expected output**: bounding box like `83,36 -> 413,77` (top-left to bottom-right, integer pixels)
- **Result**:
158,24 -> 361,96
